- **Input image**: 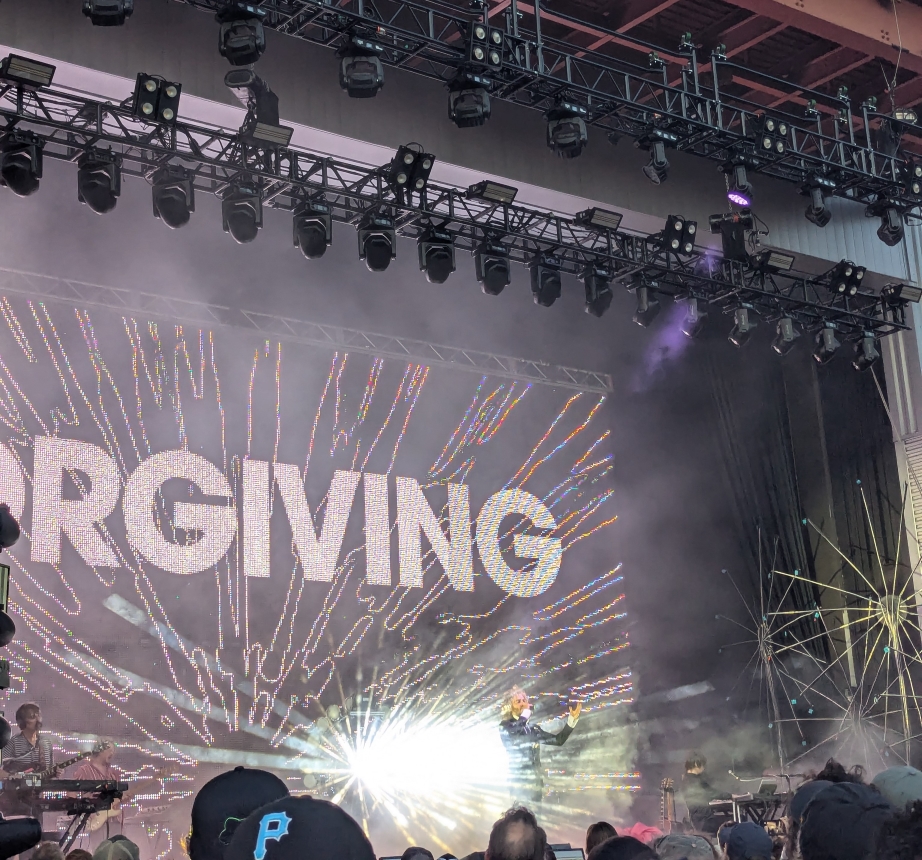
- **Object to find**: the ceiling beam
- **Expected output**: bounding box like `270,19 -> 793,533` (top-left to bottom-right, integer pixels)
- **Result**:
721,0 -> 922,76
616,0 -> 685,33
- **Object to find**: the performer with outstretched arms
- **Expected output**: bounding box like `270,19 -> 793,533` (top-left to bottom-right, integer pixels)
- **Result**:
499,686 -> 581,802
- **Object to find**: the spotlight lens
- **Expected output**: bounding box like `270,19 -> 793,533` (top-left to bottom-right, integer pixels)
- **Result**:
165,86 -> 177,98
421,158 -> 432,170
844,265 -> 853,276
778,122 -> 788,136
728,190 -> 751,206
913,181 -> 921,195
775,140 -> 785,153
161,108 -> 174,120
855,269 -> 864,280
142,102 -> 154,115
762,136 -> 772,149
473,46 -> 485,61
144,79 -> 157,92
403,153 -> 414,165
915,165 -> 922,178
670,238 -> 680,249
764,118 -> 775,132
474,25 -> 486,40
414,178 -> 425,189
673,219 -> 683,230
687,223 -> 696,235
489,51 -> 501,65
683,242 -> 693,253
491,30 -> 502,44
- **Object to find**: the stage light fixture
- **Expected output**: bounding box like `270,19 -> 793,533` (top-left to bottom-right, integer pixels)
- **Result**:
77,150 -> 121,215
875,204 -> 904,246
0,55 -> 55,89
466,23 -> 503,72
448,73 -> 492,128
357,212 -> 396,272
338,38 -> 385,99
224,70 -> 293,147
467,180 -> 517,205
904,161 -> 922,201
546,101 -> 589,159
131,74 -> 182,124
828,260 -> 865,296
474,238 -> 510,295
753,249 -> 795,273
852,333 -> 880,372
802,175 -> 835,228
221,180 -> 262,244
709,209 -> 753,263
151,165 -> 195,229
83,0 -> 133,25
0,131 -> 43,198
813,325 -> 841,365
530,253 -> 562,307
642,139 -> 670,184
575,207 -> 623,232
582,265 -> 612,317
418,226 -> 456,284
728,305 -> 756,348
725,161 -> 753,207
633,284 -> 661,328
216,3 -> 266,66
681,297 -> 707,338
662,214 -> 697,255
387,145 -> 435,200
293,200 -> 332,260
772,317 -> 799,356
882,282 -> 922,303
755,115 -> 788,155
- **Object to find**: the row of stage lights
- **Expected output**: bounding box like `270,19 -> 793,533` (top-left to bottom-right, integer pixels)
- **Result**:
79,0 -> 921,248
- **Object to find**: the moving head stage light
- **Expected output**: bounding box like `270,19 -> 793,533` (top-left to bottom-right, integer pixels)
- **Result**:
151,165 -> 195,229
83,0 -> 133,26
216,2 -> 267,66
448,73 -> 492,129
418,225 -> 456,284
338,37 -> 385,98
222,179 -> 263,244
357,212 -> 396,272
474,238 -> 510,295
530,253 -> 563,307
0,131 -> 43,198
546,101 -> 589,159
293,199 -> 333,260
77,150 -> 121,214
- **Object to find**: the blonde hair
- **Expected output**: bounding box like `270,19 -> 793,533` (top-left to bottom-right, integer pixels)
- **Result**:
501,686 -> 526,721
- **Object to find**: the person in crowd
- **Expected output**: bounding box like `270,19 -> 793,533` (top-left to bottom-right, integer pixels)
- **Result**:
0,703 -> 55,775
586,822 -> 618,855
499,687 -> 581,803
783,779 -> 832,860
402,848 -> 435,860
875,800 -> 922,860
653,833 -> 719,860
798,782 -> 893,860
682,752 -> 729,835
32,843 -> 65,860
484,806 -> 546,860
812,759 -> 864,785
91,836 -> 139,860
717,823 -> 772,860
586,836 -> 655,860
871,765 -> 922,812
66,850 -> 93,860
225,794 -> 375,860
186,766 -> 289,860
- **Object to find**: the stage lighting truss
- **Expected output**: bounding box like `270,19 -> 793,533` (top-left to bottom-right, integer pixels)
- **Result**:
0,78 -> 910,342
721,493 -> 922,771
171,0 -> 922,221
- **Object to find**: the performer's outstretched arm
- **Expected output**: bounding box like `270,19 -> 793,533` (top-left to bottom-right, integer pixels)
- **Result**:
535,702 -> 581,746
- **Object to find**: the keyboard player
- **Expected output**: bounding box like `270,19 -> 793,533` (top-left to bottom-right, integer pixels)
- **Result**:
682,751 -> 731,834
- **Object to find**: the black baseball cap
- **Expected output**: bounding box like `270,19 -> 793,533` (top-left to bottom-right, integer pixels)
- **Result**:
225,795 -> 375,860
189,767 -> 289,860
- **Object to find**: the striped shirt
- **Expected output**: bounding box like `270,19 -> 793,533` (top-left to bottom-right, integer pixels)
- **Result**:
1,732 -> 54,773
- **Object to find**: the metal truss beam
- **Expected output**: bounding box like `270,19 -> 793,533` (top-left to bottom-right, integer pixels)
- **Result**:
0,267 -> 614,394
170,0 -> 919,207
0,79 -> 909,342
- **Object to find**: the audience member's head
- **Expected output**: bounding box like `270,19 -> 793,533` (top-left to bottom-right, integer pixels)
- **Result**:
226,795 -> 374,860
188,766 -> 289,860
872,766 -> 922,812
402,848 -> 435,860
654,834 -> 719,860
717,823 -> 772,860
799,782 -> 893,860
66,850 -> 93,860
32,843 -> 65,860
586,836 -> 655,860
876,800 -> 922,860
813,758 -> 864,785
92,837 -> 140,860
586,822 -> 618,855
485,807 -> 546,860
785,779 -> 833,860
